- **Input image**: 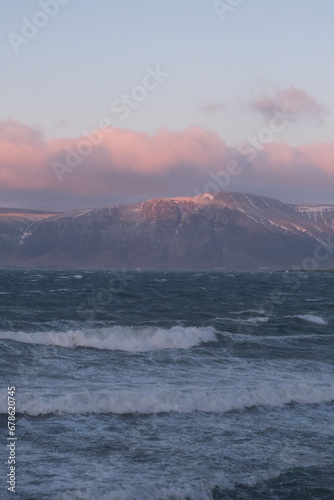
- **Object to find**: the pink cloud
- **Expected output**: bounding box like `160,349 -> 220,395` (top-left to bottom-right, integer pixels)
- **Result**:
96,126 -> 227,173
252,86 -> 329,121
245,141 -> 334,189
0,119 -> 230,195
0,118 -> 333,208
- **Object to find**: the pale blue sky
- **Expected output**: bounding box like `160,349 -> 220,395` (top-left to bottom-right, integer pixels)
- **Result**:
0,0 -> 334,210
1,0 -> 333,145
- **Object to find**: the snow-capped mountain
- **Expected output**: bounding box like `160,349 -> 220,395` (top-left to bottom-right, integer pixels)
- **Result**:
1,192 -> 333,270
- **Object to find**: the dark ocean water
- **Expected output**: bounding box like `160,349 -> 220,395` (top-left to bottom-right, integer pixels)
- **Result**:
0,270 -> 333,500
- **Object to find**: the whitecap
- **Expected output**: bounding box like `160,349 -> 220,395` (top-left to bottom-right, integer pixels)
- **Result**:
296,315 -> 327,325
4,380 -> 334,416
246,316 -> 269,324
0,326 -> 217,352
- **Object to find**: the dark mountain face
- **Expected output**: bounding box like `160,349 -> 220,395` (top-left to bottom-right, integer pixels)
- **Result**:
1,192 -> 334,270
0,209 -> 57,262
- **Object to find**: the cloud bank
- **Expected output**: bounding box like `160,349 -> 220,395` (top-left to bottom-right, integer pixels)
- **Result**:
0,118 -> 333,210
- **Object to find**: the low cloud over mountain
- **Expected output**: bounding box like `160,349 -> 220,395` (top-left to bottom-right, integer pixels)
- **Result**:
1,119 -> 334,210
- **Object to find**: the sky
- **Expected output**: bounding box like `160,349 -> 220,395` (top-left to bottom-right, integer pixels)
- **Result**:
0,0 -> 334,210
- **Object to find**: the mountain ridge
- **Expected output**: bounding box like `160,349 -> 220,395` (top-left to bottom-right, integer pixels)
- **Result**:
1,191 -> 333,270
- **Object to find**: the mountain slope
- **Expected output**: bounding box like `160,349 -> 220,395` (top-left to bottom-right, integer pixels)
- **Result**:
1,192 -> 334,270
0,209 -> 57,261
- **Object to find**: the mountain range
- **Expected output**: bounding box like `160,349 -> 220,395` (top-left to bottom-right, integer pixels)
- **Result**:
1,191 -> 334,270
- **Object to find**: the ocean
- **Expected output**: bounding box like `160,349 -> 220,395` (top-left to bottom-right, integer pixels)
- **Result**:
0,270 -> 333,500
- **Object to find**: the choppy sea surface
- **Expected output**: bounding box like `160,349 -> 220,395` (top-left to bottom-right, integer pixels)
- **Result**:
0,270 -> 333,500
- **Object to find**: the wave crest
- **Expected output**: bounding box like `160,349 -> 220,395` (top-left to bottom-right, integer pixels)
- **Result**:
4,382 -> 334,416
296,314 -> 327,325
0,326 -> 217,352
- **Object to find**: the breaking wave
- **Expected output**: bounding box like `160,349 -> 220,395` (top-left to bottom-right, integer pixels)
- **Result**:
296,314 -> 327,325
4,381 -> 334,416
0,326 -> 217,352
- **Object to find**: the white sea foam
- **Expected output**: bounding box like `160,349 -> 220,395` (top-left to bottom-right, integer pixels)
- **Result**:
57,484 -> 220,500
4,381 -> 334,416
0,326 -> 217,352
216,315 -> 269,324
221,331 -> 329,345
237,309 -> 266,314
296,314 -> 327,325
246,316 -> 269,324
56,468 -> 287,500
58,274 -> 83,280
228,310 -> 269,323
